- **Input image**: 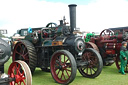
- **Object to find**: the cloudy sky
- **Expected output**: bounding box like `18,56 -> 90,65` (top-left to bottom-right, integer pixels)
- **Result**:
0,0 -> 128,36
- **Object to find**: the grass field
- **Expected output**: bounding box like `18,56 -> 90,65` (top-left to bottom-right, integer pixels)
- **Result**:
4,58 -> 128,85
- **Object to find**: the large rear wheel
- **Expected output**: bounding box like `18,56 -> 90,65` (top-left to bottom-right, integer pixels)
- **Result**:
12,40 -> 37,74
78,48 -> 103,78
50,50 -> 77,85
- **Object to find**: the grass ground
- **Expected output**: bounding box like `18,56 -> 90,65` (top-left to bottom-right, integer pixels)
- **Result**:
4,58 -> 128,85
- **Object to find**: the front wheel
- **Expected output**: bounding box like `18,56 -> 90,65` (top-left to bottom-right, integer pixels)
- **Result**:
78,48 -> 103,78
50,50 -> 77,85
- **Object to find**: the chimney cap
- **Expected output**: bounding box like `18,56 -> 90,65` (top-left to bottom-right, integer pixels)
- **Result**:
68,4 -> 77,7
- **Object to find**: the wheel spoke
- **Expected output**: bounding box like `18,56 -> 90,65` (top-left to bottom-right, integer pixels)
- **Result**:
60,71 -> 63,80
55,61 -> 60,66
64,58 -> 69,65
86,66 -> 88,74
22,56 -> 29,61
65,70 -> 70,77
21,71 -> 25,76
21,45 -> 24,53
62,71 -> 66,80
22,46 -> 26,54
57,69 -> 60,76
82,66 -> 87,71
57,57 -> 62,65
12,67 -> 15,76
18,43 -> 22,50
16,51 -> 22,55
65,68 -> 71,72
90,68 -> 92,75
66,63 -> 71,68
22,76 -> 26,80
17,64 -> 21,70
16,64 -> 21,74
91,67 -> 96,72
55,66 -> 58,71
22,80 -> 26,85
18,82 -> 20,85
23,52 -> 28,58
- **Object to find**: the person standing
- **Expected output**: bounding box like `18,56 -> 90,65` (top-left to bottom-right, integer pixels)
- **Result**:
119,41 -> 128,75
84,32 -> 95,42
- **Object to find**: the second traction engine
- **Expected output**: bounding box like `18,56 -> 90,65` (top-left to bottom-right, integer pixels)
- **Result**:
86,28 -> 128,72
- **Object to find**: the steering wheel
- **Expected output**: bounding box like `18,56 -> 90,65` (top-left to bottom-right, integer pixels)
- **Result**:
46,22 -> 58,32
46,22 -> 57,28
100,29 -> 114,39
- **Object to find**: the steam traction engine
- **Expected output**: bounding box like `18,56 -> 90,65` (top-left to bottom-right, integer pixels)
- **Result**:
12,4 -> 103,84
0,37 -> 32,84
86,28 -> 128,72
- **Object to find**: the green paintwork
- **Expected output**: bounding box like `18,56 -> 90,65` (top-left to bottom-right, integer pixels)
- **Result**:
43,40 -> 53,46
119,48 -> 128,74
85,33 -> 95,42
57,26 -> 63,36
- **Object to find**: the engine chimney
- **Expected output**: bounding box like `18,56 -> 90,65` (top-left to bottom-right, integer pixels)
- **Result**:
59,20 -> 63,26
68,4 -> 77,34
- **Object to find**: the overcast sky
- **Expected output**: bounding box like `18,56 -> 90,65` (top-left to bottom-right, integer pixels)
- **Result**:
0,0 -> 128,36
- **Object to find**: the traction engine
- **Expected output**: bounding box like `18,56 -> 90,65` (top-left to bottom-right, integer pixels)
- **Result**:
12,4 -> 103,84
86,28 -> 128,72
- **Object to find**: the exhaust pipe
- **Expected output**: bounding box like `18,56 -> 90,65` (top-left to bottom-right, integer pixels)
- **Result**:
68,4 -> 77,34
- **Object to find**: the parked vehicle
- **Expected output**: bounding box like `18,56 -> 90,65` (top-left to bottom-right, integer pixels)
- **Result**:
11,4 -> 103,84
85,27 -> 128,72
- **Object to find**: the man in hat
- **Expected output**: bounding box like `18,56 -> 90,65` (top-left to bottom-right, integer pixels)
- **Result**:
119,41 -> 128,75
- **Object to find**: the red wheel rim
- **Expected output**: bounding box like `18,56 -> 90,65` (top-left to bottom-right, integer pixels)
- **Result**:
8,62 -> 26,85
80,51 -> 99,76
115,55 -> 128,72
12,42 -> 29,63
51,53 -> 72,83
85,42 -> 99,52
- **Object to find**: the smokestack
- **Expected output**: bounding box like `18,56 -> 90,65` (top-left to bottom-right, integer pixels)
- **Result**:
68,4 -> 77,34
60,20 -> 63,26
